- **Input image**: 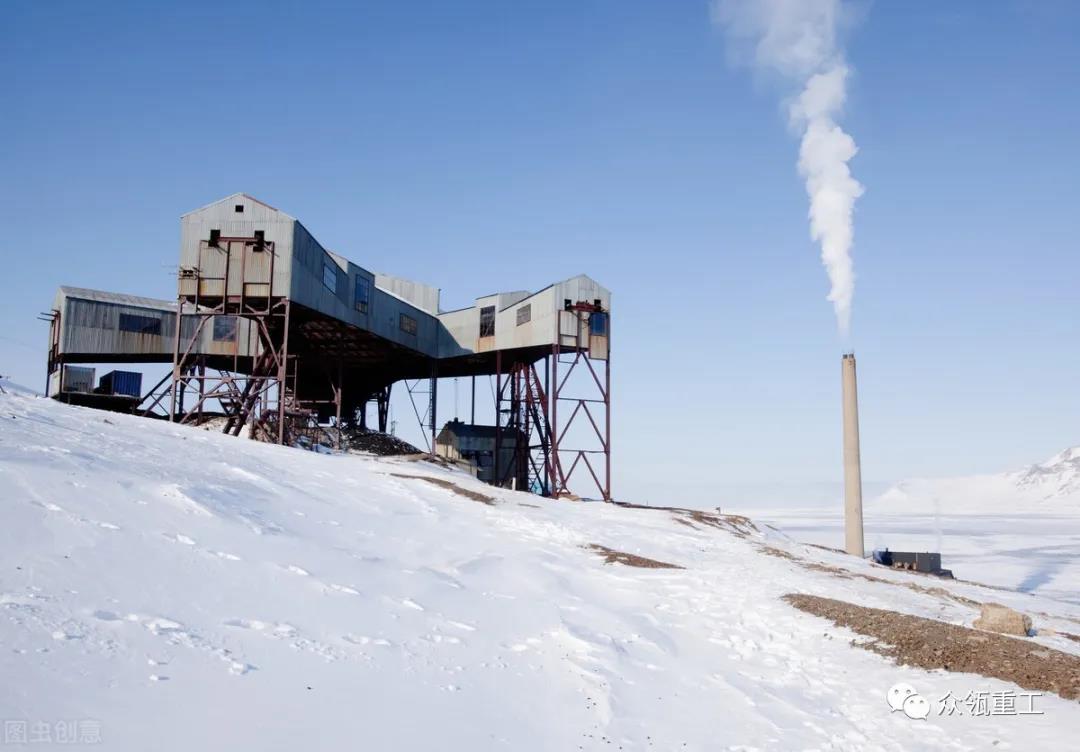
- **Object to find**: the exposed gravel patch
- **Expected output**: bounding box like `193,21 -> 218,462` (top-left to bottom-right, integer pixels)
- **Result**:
784,593 -> 1080,701
587,544 -> 683,570
390,473 -> 496,505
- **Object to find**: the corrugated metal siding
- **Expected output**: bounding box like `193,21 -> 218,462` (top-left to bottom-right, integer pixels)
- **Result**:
179,194 -> 292,297
375,274 -> 440,315
62,366 -> 95,393
369,289 -> 439,356
57,293 -> 257,360
98,370 -> 142,397
435,275 -> 611,356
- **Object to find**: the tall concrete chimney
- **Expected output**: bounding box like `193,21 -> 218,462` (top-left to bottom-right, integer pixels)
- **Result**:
841,353 -> 865,557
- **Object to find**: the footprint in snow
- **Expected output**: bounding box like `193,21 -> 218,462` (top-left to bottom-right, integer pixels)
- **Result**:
328,584 -> 360,595
51,629 -> 83,641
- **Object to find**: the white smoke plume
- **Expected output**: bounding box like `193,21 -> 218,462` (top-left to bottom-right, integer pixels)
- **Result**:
713,0 -> 864,336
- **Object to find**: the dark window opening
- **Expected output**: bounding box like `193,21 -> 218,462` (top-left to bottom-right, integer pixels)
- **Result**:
209,229 -> 221,247
322,262 -> 338,293
479,306 -> 495,337
516,304 -> 531,326
354,276 -> 370,314
400,313 -> 418,335
119,313 -> 162,336
589,312 -> 608,336
213,316 -> 237,342
234,204 -> 244,213
253,230 -> 265,252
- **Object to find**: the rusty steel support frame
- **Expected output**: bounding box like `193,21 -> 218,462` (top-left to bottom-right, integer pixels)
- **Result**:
490,304 -> 610,500
549,303 -> 611,501
494,356 -> 552,495
144,235 -> 314,446
404,375 -> 435,452
376,385 -> 391,433
429,361 -> 438,456
40,308 -> 61,395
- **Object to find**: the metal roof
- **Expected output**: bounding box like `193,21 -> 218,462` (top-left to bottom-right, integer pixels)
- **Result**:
180,193 -> 291,219
58,286 -> 177,312
437,420 -> 521,441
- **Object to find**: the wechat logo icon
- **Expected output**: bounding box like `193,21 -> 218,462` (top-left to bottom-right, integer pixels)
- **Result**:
887,683 -> 930,720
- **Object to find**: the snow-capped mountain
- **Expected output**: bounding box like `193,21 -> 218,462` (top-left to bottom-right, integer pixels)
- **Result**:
1015,446 -> 1080,499
874,446 -> 1080,514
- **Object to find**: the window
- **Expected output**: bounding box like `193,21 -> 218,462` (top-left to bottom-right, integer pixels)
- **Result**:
234,204 -> 244,213
213,316 -> 237,342
399,313 -> 418,335
118,313 -> 161,336
322,262 -> 338,293
479,305 -> 495,337
589,311 -> 608,336
516,304 -> 531,326
253,230 -> 265,252
354,276 -> 370,314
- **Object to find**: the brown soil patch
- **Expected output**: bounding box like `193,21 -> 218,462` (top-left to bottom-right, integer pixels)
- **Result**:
611,501 -> 757,538
587,544 -> 683,570
784,593 -> 1080,701
390,473 -> 496,505
760,545 -> 980,608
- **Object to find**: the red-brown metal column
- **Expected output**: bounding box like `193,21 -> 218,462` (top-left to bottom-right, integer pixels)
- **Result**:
276,301 -> 291,444
550,342 -> 559,495
605,342 -> 611,500
494,350 -> 502,485
168,297 -> 185,422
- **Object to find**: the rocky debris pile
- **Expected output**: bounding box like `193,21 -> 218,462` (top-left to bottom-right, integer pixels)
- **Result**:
343,428 -> 423,456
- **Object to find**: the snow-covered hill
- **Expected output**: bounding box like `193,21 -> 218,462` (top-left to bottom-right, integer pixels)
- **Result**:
875,447 -> 1080,514
0,376 -> 38,398
2,391 -> 1078,750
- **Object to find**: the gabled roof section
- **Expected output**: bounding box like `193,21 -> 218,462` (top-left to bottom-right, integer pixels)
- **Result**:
181,193 -> 293,220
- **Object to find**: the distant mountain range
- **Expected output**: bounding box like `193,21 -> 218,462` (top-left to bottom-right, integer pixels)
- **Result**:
875,446 -> 1080,513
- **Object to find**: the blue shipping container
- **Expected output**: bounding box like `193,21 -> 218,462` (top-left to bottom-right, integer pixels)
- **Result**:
99,370 -> 142,398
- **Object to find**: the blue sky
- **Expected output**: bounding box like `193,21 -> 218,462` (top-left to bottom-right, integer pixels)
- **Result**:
1,1 -> 1077,506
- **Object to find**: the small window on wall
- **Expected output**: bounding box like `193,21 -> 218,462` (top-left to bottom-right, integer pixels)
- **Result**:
322,263 -> 338,293
589,311 -> 608,336
479,306 -> 495,337
354,277 -> 370,313
516,304 -> 531,326
213,316 -> 237,342
118,313 -> 162,336
400,313 -> 418,335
